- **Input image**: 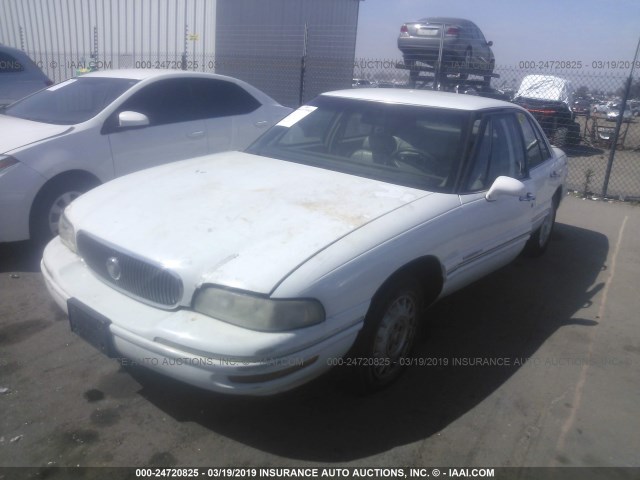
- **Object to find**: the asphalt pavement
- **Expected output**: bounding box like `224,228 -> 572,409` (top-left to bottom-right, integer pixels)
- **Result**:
0,195 -> 639,474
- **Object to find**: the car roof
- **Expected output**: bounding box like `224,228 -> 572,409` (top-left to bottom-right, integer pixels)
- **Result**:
418,17 -> 477,26
0,43 -> 31,58
322,88 -> 519,112
79,69 -> 232,81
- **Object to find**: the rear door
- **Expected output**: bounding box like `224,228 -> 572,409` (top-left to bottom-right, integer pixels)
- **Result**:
518,111 -> 564,229
191,78 -> 270,152
472,25 -> 492,68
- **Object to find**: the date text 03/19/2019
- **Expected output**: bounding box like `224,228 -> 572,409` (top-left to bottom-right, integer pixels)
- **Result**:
135,467 -> 496,478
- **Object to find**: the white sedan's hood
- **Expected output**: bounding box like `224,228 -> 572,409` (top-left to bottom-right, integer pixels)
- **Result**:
68,152 -> 431,297
0,115 -> 71,153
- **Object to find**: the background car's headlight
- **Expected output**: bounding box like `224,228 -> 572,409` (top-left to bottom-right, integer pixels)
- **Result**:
58,212 -> 77,253
193,287 -> 325,332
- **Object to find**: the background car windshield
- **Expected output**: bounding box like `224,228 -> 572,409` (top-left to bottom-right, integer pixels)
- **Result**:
3,77 -> 137,125
247,96 -> 469,192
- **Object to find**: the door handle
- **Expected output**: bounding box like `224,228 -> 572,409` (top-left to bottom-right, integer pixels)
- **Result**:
254,120 -> 269,128
187,131 -> 205,139
519,192 -> 536,202
550,170 -> 561,178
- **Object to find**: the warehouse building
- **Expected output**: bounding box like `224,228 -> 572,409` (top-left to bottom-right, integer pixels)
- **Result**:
0,0 -> 362,106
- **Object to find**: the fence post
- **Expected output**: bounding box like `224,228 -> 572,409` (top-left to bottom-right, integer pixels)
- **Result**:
182,23 -> 188,71
299,23 -> 308,106
602,36 -> 640,197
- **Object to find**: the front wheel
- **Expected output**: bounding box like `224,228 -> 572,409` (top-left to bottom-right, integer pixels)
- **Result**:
354,277 -> 421,391
30,178 -> 98,242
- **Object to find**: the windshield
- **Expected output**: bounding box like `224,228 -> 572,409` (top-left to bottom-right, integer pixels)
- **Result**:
3,77 -> 138,125
246,96 -> 470,193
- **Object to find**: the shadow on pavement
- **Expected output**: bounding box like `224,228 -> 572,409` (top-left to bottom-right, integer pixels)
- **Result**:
565,144 -> 606,158
0,241 -> 45,273
122,221 -> 609,462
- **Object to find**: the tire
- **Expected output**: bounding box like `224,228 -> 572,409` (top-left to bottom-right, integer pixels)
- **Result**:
30,177 -> 98,243
403,57 -> 419,82
567,122 -> 581,145
551,126 -> 568,147
524,202 -> 557,257
353,277 -> 421,392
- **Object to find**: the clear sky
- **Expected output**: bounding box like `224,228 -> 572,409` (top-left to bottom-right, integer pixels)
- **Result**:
355,0 -> 640,71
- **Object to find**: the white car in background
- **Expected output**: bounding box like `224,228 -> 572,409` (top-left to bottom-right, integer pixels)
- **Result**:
605,104 -> 633,122
42,89 -> 567,395
0,69 -> 291,242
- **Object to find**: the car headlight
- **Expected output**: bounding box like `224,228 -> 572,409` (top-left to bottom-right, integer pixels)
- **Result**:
0,155 -> 19,176
193,287 -> 325,332
58,211 -> 77,253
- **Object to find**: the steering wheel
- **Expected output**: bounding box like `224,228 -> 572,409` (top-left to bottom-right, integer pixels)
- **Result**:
391,149 -> 440,174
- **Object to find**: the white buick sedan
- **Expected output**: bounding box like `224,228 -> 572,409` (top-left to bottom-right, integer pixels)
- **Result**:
0,69 -> 290,242
42,89 -> 567,395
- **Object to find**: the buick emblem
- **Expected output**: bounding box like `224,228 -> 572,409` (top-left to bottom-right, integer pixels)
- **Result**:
106,257 -> 122,281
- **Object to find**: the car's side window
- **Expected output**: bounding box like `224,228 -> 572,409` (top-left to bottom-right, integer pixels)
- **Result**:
518,112 -> 551,169
465,114 -> 526,192
532,117 -> 551,160
192,78 -> 261,118
117,78 -> 198,126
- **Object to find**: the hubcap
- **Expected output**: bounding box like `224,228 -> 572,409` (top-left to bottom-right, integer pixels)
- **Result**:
371,292 -> 417,381
48,191 -> 82,235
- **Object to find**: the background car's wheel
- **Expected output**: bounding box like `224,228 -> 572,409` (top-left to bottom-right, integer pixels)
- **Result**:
551,126 -> 568,147
404,57 -> 419,83
524,200 -> 557,257
567,122 -> 581,145
354,277 -> 421,392
30,177 -> 98,243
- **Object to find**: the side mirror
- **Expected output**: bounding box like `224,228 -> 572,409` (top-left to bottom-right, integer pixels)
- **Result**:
487,40 -> 493,47
485,176 -> 526,202
118,111 -> 149,128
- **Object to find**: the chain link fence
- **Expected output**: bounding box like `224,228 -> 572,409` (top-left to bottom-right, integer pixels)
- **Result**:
16,47 -> 640,201
8,20 -> 640,201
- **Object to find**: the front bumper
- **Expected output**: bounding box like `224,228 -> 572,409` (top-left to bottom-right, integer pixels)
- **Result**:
41,237 -> 361,395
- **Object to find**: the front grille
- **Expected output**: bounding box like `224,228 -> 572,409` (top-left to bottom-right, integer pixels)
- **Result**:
77,232 -> 183,307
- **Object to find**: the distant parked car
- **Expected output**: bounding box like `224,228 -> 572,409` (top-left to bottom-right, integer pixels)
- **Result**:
629,100 -> 640,116
606,104 -> 632,122
571,99 -> 591,116
398,17 -> 495,82
592,101 -> 612,114
42,88 -> 567,395
0,44 -> 52,107
512,75 -> 580,147
0,70 -> 291,242
352,78 -> 374,88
